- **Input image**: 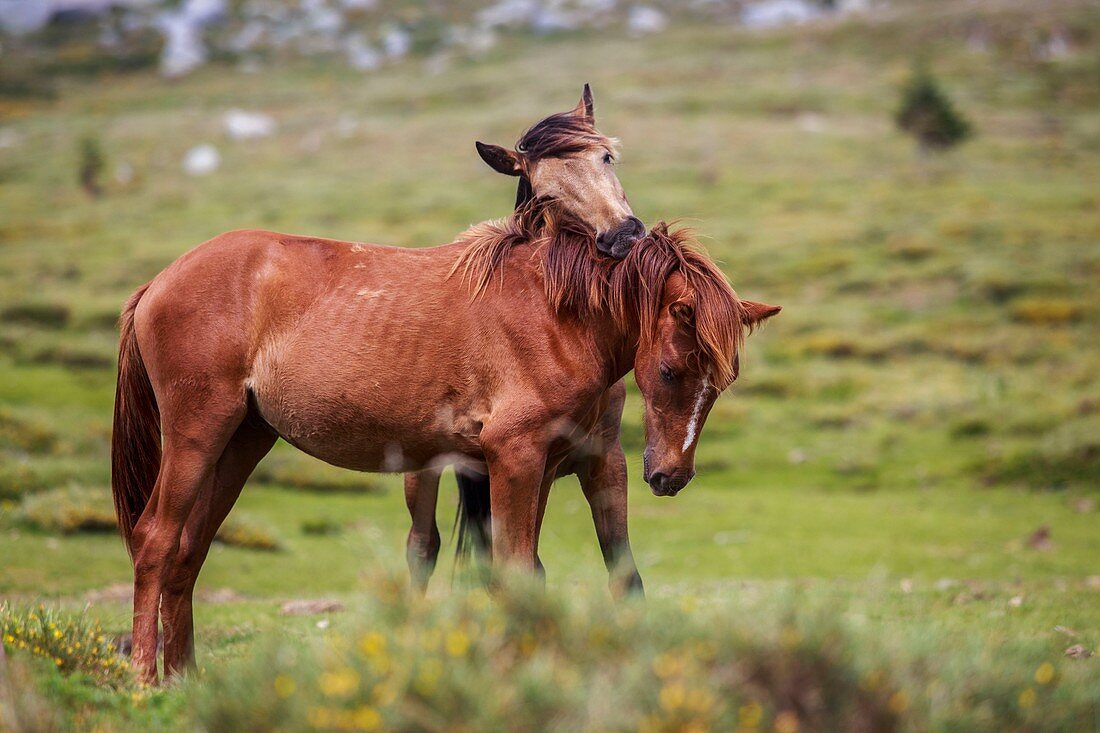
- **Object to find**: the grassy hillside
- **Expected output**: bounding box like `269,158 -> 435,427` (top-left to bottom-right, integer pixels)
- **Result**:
1,0 -> 1098,729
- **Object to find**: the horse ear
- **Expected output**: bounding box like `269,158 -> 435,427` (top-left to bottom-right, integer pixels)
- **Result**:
475,141 -> 522,177
571,83 -> 595,124
742,300 -> 782,328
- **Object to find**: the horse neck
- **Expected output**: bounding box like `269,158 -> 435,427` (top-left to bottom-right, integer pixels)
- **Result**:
579,301 -> 642,389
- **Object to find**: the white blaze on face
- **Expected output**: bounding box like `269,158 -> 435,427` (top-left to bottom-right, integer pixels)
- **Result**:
682,377 -> 710,453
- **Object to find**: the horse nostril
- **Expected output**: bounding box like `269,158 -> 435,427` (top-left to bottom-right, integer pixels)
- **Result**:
628,216 -> 645,237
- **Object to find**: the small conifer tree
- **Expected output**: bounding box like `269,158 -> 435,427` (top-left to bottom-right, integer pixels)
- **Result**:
895,68 -> 972,153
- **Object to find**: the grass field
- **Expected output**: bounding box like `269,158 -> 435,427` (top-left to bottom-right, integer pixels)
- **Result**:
1,0 -> 1099,730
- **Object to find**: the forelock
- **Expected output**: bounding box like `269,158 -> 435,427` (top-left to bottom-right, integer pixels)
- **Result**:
517,112 -> 612,162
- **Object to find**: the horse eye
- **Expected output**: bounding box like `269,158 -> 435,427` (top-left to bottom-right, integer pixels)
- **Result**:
602,152 -> 613,165
659,364 -> 674,383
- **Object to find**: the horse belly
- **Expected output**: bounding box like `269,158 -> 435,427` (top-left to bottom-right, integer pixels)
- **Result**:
248,336 -> 479,473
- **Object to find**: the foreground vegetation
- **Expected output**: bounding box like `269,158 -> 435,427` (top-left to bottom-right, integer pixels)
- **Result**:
1,0 -> 1098,729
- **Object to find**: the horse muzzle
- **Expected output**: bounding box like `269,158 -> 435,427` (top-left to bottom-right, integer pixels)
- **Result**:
596,216 -> 645,259
643,448 -> 695,497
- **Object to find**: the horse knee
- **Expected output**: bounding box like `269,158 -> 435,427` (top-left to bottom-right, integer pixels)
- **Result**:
407,526 -> 441,564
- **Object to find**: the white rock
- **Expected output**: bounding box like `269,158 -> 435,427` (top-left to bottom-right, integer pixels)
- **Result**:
230,20 -> 266,52
224,109 -> 276,140
476,0 -> 538,29
382,25 -> 411,58
741,0 -> 823,29
344,33 -> 381,71
0,0 -> 52,35
0,127 -> 23,149
335,114 -> 358,138
181,0 -> 226,25
114,161 -> 134,185
183,144 -> 220,176
627,6 -> 667,35
158,12 -> 207,78
530,6 -> 579,33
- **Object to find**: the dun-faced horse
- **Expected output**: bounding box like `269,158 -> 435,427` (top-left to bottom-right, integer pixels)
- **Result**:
406,85 -> 649,595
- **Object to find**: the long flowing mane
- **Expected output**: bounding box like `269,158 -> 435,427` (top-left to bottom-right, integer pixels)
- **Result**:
451,203 -> 747,388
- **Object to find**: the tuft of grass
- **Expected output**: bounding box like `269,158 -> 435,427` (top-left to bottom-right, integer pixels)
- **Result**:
0,603 -> 128,688
1009,298 -> 1085,326
301,518 -> 346,536
18,486 -> 117,534
0,408 -> 57,454
254,452 -> 384,494
982,439 -> 1100,492
215,515 -> 284,552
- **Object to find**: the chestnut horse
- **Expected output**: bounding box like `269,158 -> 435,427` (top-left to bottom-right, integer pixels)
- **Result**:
111,195 -> 777,683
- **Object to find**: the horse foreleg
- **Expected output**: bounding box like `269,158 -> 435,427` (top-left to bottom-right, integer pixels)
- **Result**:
578,440 -> 643,598
160,418 -> 275,678
484,436 -> 548,572
403,469 -> 442,593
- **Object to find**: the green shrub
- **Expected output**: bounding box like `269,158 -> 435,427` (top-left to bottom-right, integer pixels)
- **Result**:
0,603 -> 128,687
0,302 -> 70,328
895,67 -> 972,152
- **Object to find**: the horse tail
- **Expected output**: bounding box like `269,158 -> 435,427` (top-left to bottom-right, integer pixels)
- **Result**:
111,283 -> 161,557
455,470 -> 492,564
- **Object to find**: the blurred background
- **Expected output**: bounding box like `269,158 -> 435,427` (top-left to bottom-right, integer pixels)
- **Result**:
0,0 -> 1097,623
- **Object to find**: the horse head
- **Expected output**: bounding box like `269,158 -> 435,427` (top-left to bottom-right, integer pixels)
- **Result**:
475,84 -> 644,259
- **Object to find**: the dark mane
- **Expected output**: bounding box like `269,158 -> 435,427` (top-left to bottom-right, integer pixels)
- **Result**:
451,205 -> 746,389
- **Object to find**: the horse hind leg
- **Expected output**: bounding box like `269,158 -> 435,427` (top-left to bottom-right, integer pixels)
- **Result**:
129,392 -> 247,686
404,469 -> 442,593
160,416 -> 276,678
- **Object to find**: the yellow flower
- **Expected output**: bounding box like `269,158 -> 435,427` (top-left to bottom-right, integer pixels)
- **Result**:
739,702 -> 763,727
372,681 -> 398,707
1018,688 -> 1037,709
779,626 -> 801,649
352,705 -> 381,731
774,710 -> 799,733
888,691 -> 909,714
319,668 -> 360,698
652,652 -> 685,679
358,632 -> 386,658
659,682 -> 686,711
273,674 -> 296,699
308,706 -> 334,728
415,658 -> 443,695
445,630 -> 469,657
1034,662 -> 1054,685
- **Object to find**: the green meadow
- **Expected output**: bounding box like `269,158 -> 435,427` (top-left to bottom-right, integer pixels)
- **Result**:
1,0 -> 1098,729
